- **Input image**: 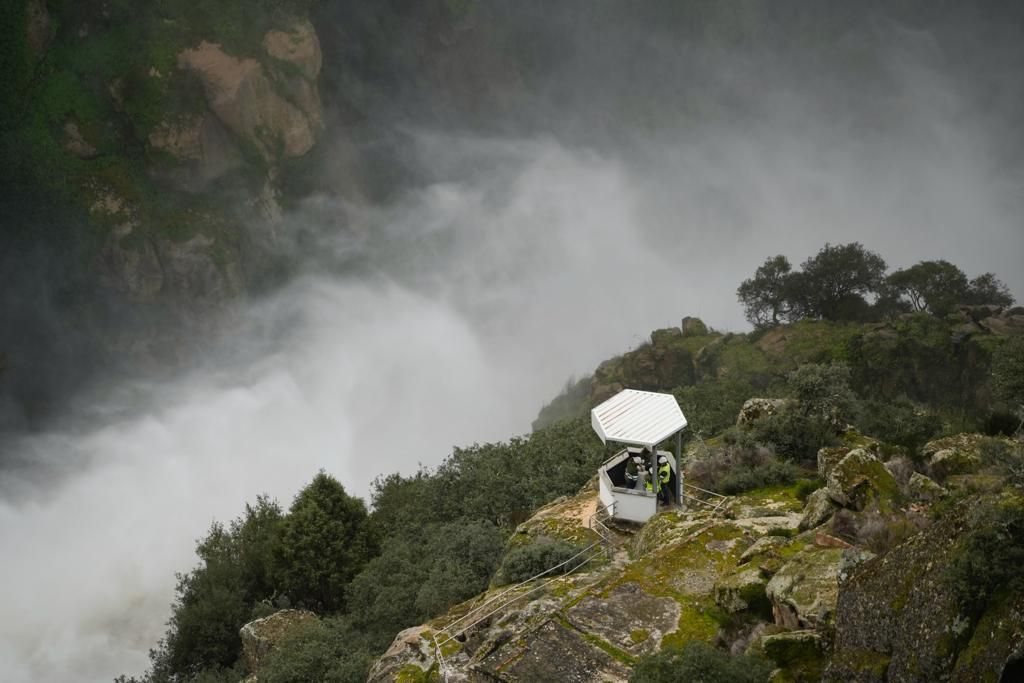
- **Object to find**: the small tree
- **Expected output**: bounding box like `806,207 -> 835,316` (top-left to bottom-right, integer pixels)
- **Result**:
965,273 -> 1015,307
795,243 -> 887,321
737,255 -> 796,328
886,260 -> 969,317
277,472 -> 377,613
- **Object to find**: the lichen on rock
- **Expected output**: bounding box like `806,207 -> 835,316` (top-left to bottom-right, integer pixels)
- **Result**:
714,566 -> 769,614
766,546 -> 844,630
799,488 -> 836,531
825,449 -> 899,511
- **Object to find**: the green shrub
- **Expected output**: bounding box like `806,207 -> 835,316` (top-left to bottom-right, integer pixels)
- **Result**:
372,416 -> 616,533
687,441 -> 800,495
992,336 -> 1024,416
258,617 -> 374,683
979,439 -> 1024,487
345,520 -> 505,650
675,378 -> 759,438
630,640 -> 772,683
495,539 -> 586,585
795,477 -> 824,503
748,408 -> 836,464
858,396 -> 942,453
946,497 -> 1024,617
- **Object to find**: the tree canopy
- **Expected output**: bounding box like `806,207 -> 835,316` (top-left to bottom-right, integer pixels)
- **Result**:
737,245 -> 1014,328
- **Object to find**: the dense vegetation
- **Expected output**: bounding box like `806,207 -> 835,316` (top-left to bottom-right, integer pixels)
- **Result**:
124,417 -> 615,682
630,641 -> 773,683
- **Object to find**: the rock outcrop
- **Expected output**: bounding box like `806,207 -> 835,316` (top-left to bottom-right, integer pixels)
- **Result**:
177,33 -> 323,164
766,546 -> 843,630
737,398 -> 794,427
825,449 -> 899,511
681,316 -> 709,337
715,566 -> 769,614
800,488 -> 837,530
922,433 -> 1015,481
825,496 -> 1024,682
907,471 -> 946,502
370,486 -> 813,681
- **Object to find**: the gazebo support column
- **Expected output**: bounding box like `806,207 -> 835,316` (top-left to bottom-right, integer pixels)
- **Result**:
676,430 -> 684,510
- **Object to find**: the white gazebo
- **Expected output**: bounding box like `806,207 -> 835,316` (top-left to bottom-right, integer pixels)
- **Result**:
592,389 -> 688,523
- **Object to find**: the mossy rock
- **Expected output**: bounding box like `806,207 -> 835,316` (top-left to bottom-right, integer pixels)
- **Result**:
799,488 -> 836,531
239,609 -> 318,675
922,433 -> 1016,481
739,535 -> 790,565
681,316 -> 709,337
817,446 -> 851,480
907,472 -> 946,502
952,591 -> 1024,683
761,629 -> 828,682
766,546 -> 844,629
824,647 -> 890,682
714,566 -> 770,615
825,449 -> 900,511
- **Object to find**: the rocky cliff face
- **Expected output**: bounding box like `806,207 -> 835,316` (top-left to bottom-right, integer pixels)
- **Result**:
365,482 -> 833,681
360,429 -> 1024,682
827,494 -> 1024,682
2,2 -> 331,369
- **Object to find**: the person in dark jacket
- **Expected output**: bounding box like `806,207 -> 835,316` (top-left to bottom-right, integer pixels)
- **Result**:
657,454 -> 672,505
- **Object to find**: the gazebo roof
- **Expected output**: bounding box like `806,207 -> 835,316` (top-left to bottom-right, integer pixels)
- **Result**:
591,389 -> 687,449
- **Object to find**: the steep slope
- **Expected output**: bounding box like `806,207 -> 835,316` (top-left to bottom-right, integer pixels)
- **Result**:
366,483 -> 811,681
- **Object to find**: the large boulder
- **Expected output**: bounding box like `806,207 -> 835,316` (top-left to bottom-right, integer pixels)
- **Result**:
739,535 -> 790,565
261,20 -> 323,129
240,609 -> 317,675
800,488 -> 837,531
681,316 -> 709,337
147,113 -> 244,187
766,546 -> 844,630
907,472 -> 946,502
817,446 -> 850,480
921,433 -> 1013,481
825,449 -> 899,511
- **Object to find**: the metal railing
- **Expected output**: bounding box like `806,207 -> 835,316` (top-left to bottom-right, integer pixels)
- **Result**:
681,483 -> 729,515
431,502 -> 616,681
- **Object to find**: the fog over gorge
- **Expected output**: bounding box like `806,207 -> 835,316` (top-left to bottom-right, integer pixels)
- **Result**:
1,3 -> 1024,681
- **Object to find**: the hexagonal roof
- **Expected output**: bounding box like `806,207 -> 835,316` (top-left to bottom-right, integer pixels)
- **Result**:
591,389 -> 687,448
